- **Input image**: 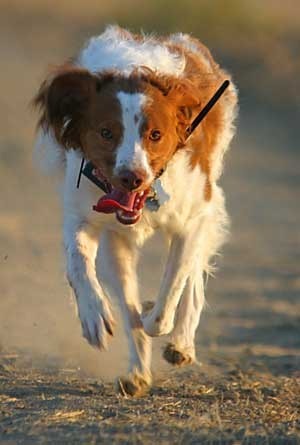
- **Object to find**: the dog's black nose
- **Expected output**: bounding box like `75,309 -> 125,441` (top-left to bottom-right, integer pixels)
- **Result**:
119,170 -> 144,191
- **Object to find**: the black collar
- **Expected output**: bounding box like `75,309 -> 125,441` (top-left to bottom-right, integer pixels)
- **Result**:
77,160 -> 111,192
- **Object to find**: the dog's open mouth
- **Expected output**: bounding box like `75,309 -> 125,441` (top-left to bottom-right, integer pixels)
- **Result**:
91,167 -> 149,225
93,188 -> 150,225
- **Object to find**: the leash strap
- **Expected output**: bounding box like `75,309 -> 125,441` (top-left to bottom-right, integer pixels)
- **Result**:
76,157 -> 85,189
83,161 -> 111,193
185,79 -> 230,140
77,160 -> 111,193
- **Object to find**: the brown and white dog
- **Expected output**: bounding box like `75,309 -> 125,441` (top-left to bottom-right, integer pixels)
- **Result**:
34,25 -> 238,396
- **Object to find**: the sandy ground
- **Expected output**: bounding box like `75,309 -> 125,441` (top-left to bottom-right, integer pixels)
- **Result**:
0,8 -> 299,444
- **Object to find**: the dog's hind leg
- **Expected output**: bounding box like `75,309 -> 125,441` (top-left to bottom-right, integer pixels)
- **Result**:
101,230 -> 152,397
163,262 -> 205,366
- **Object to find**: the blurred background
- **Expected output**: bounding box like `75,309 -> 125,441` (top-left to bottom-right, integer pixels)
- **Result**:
0,0 -> 299,379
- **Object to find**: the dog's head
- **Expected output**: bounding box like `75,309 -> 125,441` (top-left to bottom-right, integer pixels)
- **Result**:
34,65 -> 204,223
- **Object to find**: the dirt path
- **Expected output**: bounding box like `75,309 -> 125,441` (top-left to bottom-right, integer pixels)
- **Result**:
0,360 -> 298,444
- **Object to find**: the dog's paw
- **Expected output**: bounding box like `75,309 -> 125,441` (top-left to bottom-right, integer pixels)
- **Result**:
115,372 -> 151,397
163,343 -> 194,366
141,305 -> 174,337
78,296 -> 115,350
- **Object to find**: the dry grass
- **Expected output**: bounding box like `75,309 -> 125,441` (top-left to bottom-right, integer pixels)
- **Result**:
0,354 -> 299,444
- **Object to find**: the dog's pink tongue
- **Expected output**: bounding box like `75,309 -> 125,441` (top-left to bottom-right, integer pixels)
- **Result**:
93,190 -> 137,214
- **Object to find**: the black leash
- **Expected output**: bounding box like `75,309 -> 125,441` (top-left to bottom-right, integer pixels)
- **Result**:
185,79 -> 230,140
76,157 -> 85,188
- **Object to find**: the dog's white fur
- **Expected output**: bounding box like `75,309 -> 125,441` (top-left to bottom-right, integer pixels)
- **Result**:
35,26 -> 237,393
79,26 -> 186,76
114,91 -> 154,181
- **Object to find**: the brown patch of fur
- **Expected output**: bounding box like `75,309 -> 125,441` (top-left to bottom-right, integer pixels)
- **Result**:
33,66 -> 124,179
140,85 -> 179,178
188,101 -> 224,201
79,82 -> 124,179
135,69 -> 205,179
167,41 -> 237,201
33,64 -> 99,149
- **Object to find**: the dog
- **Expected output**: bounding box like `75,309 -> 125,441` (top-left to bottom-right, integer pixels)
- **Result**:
34,25 -> 238,396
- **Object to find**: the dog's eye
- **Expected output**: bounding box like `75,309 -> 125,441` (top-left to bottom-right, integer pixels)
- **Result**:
149,130 -> 161,141
100,128 -> 113,140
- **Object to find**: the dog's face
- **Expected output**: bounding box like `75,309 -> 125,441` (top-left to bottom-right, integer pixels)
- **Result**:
35,66 -> 201,223
36,67 -> 201,187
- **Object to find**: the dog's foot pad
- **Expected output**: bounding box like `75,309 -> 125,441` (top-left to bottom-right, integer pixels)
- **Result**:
116,374 -> 150,397
163,343 -> 194,366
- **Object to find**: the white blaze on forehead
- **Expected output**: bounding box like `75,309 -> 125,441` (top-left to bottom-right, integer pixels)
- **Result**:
114,91 -> 154,181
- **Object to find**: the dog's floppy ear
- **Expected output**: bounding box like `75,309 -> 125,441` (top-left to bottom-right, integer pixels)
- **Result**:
34,65 -> 99,149
167,79 -> 202,145
168,79 -> 201,108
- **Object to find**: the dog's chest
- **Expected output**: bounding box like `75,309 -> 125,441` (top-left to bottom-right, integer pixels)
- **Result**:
135,151 -> 208,232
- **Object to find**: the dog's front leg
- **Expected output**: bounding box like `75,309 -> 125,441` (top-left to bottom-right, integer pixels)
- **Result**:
101,230 -> 152,396
64,219 -> 115,350
142,217 -> 204,337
